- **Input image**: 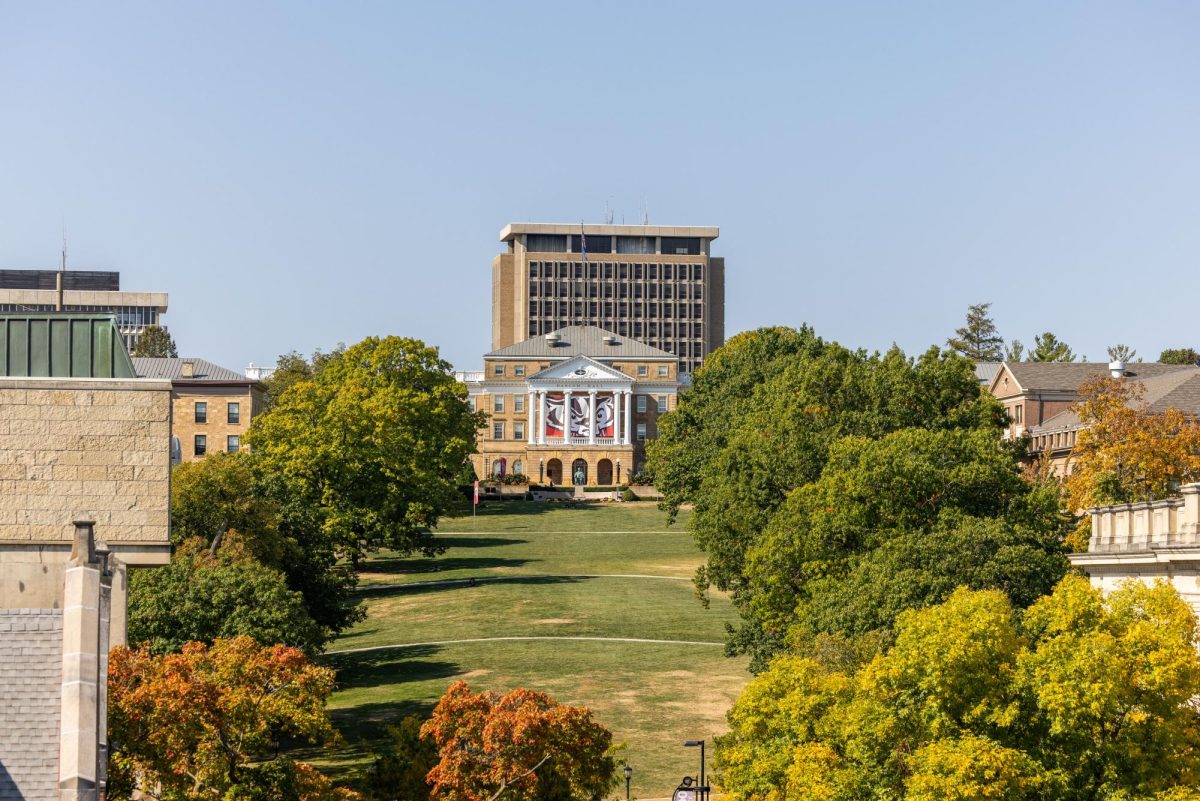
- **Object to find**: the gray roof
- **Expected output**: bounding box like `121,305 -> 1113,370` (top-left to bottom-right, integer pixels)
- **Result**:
486,326 -> 677,360
1001,361 -> 1193,393
0,610 -> 63,801
974,361 -> 1001,385
132,357 -> 251,382
1028,366 -> 1200,435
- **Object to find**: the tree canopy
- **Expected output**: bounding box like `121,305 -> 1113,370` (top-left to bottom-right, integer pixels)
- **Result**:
646,326 -> 1066,668
1159,348 -> 1200,366
248,336 -> 482,561
1029,331 -> 1076,363
1107,343 -> 1138,362
132,324 -> 178,358
715,577 -> 1200,801
108,636 -> 354,800
420,682 -> 615,801
946,302 -> 1004,361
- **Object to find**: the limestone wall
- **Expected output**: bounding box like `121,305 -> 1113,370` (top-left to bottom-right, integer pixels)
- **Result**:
0,379 -> 172,557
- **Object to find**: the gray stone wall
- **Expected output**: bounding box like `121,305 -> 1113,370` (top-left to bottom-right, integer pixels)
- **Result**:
0,609 -> 63,801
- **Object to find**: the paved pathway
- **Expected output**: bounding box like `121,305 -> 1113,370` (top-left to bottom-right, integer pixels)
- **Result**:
357,573 -> 692,591
327,635 -> 725,655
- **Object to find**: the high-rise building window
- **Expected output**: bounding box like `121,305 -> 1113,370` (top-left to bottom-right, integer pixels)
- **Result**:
194,434 -> 207,457
194,402 -> 207,424
227,402 -> 240,425
227,435 -> 240,453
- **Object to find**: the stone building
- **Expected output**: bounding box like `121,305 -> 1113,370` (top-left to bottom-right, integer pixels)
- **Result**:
1070,483 -> 1200,616
131,357 -> 265,462
490,223 -> 725,375
0,313 -> 172,801
459,325 -> 681,485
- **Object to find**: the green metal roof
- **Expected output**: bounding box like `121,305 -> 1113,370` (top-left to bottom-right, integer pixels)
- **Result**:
0,313 -> 137,378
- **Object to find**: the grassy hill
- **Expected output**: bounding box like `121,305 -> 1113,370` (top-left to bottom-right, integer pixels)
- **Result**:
314,500 -> 748,798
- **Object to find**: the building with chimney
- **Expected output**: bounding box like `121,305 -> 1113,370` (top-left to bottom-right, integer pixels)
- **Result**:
0,313 -> 172,801
491,223 -> 724,375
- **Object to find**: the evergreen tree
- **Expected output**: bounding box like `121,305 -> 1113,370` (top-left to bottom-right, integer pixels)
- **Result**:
1005,340 -> 1025,362
1159,347 -> 1200,365
946,303 -> 1004,361
1106,343 -> 1137,362
132,325 -> 178,358
1029,331 -> 1075,362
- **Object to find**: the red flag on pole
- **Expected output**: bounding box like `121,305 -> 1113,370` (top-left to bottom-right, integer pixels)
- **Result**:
474,480 -> 479,506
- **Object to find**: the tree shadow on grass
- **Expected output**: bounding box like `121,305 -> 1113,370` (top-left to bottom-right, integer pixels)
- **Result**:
440,499 -> 607,528
324,644 -> 460,692
358,574 -> 586,599
361,554 -> 535,577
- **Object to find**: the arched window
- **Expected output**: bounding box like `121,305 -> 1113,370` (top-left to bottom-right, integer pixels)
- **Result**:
512,460 -> 523,477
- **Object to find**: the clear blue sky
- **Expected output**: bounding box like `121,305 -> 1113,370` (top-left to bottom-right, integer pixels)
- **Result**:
2,2 -> 1198,370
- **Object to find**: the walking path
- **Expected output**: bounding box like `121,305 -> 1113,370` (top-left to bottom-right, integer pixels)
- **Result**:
327,635 -> 725,656
357,573 -> 692,591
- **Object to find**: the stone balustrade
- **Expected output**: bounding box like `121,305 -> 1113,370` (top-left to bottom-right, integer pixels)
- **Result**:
1087,483 -> 1200,553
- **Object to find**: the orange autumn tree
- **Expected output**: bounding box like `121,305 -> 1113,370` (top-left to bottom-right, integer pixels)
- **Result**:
420,682 -> 615,801
108,635 -> 356,801
1065,377 -> 1200,534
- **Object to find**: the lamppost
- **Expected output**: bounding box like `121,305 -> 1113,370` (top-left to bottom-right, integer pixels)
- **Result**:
623,763 -> 632,801
539,458 -> 544,483
683,740 -> 707,801
616,458 -> 621,484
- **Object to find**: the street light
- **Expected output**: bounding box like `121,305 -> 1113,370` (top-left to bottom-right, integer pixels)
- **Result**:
683,740 -> 706,801
539,458 -> 544,483
623,763 -> 632,801
616,458 -> 622,484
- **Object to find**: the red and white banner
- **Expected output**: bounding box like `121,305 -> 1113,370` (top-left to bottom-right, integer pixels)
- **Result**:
544,392 -> 615,438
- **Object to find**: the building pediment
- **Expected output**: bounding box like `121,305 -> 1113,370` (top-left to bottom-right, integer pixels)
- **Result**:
528,356 -> 631,385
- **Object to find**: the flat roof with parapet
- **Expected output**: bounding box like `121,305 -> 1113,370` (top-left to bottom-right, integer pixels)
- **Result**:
500,222 -> 719,242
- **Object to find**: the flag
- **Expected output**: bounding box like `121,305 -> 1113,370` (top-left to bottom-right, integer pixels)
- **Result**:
580,222 -> 587,265
473,480 -> 479,506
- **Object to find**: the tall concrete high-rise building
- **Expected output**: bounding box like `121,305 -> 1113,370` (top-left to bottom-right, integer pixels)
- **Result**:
492,223 -> 724,375
0,269 -> 168,353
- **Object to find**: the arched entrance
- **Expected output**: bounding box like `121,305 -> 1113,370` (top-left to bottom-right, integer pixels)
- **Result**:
546,458 -> 563,485
571,458 -> 588,486
597,458 -> 613,485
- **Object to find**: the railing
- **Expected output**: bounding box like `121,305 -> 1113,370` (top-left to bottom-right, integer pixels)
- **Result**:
1087,483 -> 1200,552
454,371 -> 484,383
533,436 -> 627,446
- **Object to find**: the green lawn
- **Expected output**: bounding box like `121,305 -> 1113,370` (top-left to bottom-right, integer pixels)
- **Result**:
316,501 -> 749,798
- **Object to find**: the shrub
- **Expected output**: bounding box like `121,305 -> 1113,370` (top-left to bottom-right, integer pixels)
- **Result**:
621,488 -> 639,502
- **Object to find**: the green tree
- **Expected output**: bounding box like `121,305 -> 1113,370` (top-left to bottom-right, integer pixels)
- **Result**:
132,324 -> 178,358
170,452 -> 362,638
739,428 -> 1067,667
248,336 -> 483,561
364,716 -> 438,801
716,577 -> 1200,801
1107,343 -> 1138,362
946,302 -> 1004,361
127,537 -> 326,655
1159,348 -> 1200,366
1029,331 -> 1076,362
1005,340 -> 1025,362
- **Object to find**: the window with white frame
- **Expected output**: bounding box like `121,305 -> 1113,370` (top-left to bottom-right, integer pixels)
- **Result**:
658,365 -> 669,376
493,422 -> 504,440
636,395 -> 647,413
514,395 -> 525,413
637,365 -> 648,376
493,364 -> 504,376
514,365 -> 525,376
514,422 -> 525,440
636,423 -> 647,442
657,395 -> 668,413
494,395 -> 504,412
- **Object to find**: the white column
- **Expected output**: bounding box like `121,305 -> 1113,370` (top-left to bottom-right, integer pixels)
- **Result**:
613,391 -> 622,444
537,391 -> 546,445
588,391 -> 597,445
563,390 -> 574,444
623,390 -> 632,445
527,391 -> 536,444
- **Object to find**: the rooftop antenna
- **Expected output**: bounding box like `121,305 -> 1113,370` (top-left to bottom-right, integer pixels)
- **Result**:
642,197 -> 649,226
60,219 -> 67,271
604,198 -> 614,225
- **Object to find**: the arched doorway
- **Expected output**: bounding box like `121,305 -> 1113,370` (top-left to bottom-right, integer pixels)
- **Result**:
571,458 -> 588,486
597,458 -> 613,485
546,458 -> 563,485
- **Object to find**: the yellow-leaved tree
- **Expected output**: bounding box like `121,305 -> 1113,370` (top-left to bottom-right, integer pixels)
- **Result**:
1063,377 -> 1200,549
